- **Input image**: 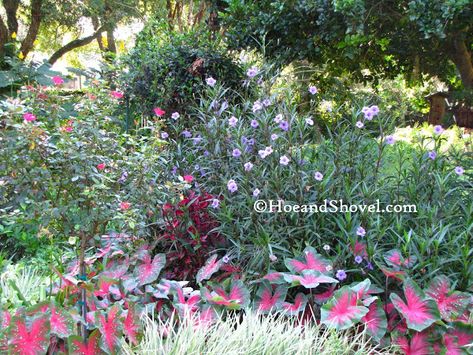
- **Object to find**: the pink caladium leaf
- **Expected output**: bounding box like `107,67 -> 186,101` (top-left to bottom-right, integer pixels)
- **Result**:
320,286 -> 369,330
95,304 -> 123,354
0,310 -> 11,352
8,315 -> 51,354
50,304 -> 74,338
68,329 -> 103,355
196,254 -> 223,283
384,249 -> 416,268
202,279 -> 250,310
314,285 -> 336,304
285,247 -> 330,274
1,310 -> 11,328
361,301 -> 387,342
381,267 -> 406,281
281,293 -> 308,316
196,305 -> 218,327
393,332 -> 431,355
254,281 -> 287,313
447,322 -> 473,350
390,279 -> 440,332
134,252 -> 165,286
123,303 -> 142,346
102,257 -> 129,279
425,275 -> 470,322
262,272 -> 287,284
94,277 -> 118,298
284,270 -> 338,289
170,283 -> 201,317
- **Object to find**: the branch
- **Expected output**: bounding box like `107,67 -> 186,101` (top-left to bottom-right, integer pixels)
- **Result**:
48,27 -> 105,65
20,0 -> 43,59
3,0 -> 20,35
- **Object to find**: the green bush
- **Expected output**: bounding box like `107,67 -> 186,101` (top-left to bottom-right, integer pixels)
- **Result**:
120,20 -> 245,121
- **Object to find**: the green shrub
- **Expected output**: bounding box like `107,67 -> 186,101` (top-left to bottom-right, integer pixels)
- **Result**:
120,19 -> 245,122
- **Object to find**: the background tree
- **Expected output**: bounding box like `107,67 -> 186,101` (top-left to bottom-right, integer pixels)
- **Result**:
221,0 -> 473,89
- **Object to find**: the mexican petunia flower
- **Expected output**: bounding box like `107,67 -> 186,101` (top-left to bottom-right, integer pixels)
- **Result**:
206,77 -> 216,86
280,155 -> 290,165
244,162 -> 253,171
356,121 -> 364,128
232,149 -> 241,158
211,199 -> 220,209
355,256 -> 363,264
229,116 -> 238,127
336,270 -> 347,281
279,121 -> 289,131
171,112 -> 180,120
253,188 -> 260,197
227,179 -> 238,193
252,100 -> 263,112
356,226 -> 366,237
182,130 -> 192,138
250,119 -> 259,128
433,125 -> 444,135
314,171 -> 324,181
308,86 -> 318,95
455,166 -> 464,175
385,135 -> 395,145
161,132 -> 169,139
247,66 -> 259,78
271,133 -> 278,141
428,151 -> 437,160
274,114 -> 283,124
262,98 -> 271,107
306,117 -> 314,126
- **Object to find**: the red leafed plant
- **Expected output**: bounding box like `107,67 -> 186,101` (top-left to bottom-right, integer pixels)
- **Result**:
159,191 -> 227,280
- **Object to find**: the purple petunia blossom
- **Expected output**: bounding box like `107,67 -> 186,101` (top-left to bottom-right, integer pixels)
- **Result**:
182,130 -> 192,138
323,244 -> 330,251
247,66 -> 259,78
204,150 -> 210,157
366,262 -> 374,270
280,155 -> 290,165
222,255 -> 230,263
227,179 -> 238,193
269,254 -> 278,262
262,98 -> 271,107
247,138 -> 255,146
211,199 -> 220,209
428,151 -> 437,160
171,112 -> 180,120
161,132 -> 169,139
355,256 -> 363,264
314,171 -> 324,181
455,166 -> 464,175
385,135 -> 395,145
274,114 -> 283,124
253,188 -> 260,197
244,162 -> 254,171
364,111 -> 374,120
251,119 -> 259,128
279,121 -> 289,131
265,146 -> 273,155
356,226 -> 366,237
356,121 -> 364,128
362,107 -> 370,114
271,133 -> 278,141
206,77 -> 216,87
232,149 -> 242,158
433,125 -> 444,135
229,116 -> 238,127
370,105 -> 379,115
308,86 -> 318,95
306,117 -> 314,126
170,167 -> 177,176
336,269 -> 347,281
252,100 -> 263,112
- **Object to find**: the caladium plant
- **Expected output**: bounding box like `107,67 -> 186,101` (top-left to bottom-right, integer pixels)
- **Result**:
281,293 -> 308,316
361,301 -> 387,342
7,314 -> 51,355
133,251 -> 166,286
393,332 -> 432,355
283,270 -> 338,289
320,286 -> 369,330
196,254 -> 223,283
95,304 -> 123,354
285,246 -> 331,274
202,279 -> 250,310
68,329 -> 103,355
390,279 -> 441,332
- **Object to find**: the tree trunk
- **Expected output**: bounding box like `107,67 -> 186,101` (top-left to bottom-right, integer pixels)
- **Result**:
48,27 -> 105,65
106,28 -> 116,53
19,0 -> 43,59
0,18 -> 8,57
3,0 -> 20,36
449,35 -> 473,89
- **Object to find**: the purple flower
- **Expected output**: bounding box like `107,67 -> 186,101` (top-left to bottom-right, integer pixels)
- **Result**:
182,130 -> 192,138
356,121 -> 364,128
271,133 -> 278,141
366,262 -> 374,270
229,116 -> 238,127
364,111 -> 374,120
222,255 -> 230,263
356,226 -> 366,237
362,107 -> 370,114
280,155 -> 290,165
314,171 -> 324,181
385,135 -> 395,145
252,188 -> 260,197
336,269 -> 347,281
204,150 -> 210,157
274,114 -> 283,123
433,125 -> 444,135
244,162 -> 254,171
265,146 -> 273,155
170,167 -> 177,176
455,166 -> 464,175
258,147 -> 273,159
193,135 -> 202,145
279,121 -> 289,131
211,199 -> 220,209
227,179 -> 238,193
370,105 -> 379,115
355,256 -> 363,264
206,77 -> 216,87
247,66 -> 259,78
428,151 -> 437,160
306,117 -> 314,126
251,119 -> 259,128
232,148 -> 242,158
161,132 -> 169,139
308,86 -> 318,95
269,254 -> 278,262
323,244 -> 330,251
247,138 -> 255,146
262,98 -> 271,107
252,100 -> 263,112
171,112 -> 180,120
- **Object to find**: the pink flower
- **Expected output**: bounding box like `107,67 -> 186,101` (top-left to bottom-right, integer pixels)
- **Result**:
23,113 -> 37,122
52,76 -> 64,86
97,163 -> 106,171
153,107 -> 166,117
183,175 -> 194,183
65,126 -> 73,133
110,91 -> 124,99
120,201 -> 131,210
